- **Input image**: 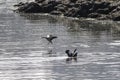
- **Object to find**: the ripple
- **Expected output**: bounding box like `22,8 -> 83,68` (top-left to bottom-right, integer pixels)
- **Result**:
109,43 -> 120,46
107,40 -> 120,46
114,40 -> 120,43
80,44 -> 90,48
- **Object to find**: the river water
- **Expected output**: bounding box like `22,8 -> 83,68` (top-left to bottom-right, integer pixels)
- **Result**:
0,0 -> 120,80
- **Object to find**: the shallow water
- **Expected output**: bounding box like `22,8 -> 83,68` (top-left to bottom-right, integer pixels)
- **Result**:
0,0 -> 120,80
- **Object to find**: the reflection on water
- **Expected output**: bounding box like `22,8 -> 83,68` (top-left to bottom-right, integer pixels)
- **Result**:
66,57 -> 77,63
0,1 -> 120,80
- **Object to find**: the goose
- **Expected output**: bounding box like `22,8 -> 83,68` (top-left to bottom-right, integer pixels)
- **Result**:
65,49 -> 78,57
42,35 -> 57,44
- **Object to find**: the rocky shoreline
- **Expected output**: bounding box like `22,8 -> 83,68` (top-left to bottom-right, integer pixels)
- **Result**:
14,0 -> 120,21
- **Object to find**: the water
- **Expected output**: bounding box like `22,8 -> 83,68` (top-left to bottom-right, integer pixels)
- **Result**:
0,0 -> 120,80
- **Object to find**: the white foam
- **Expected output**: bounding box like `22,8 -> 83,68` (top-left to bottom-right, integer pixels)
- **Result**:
114,40 -> 120,43
107,40 -> 120,46
80,44 -> 90,48
109,43 -> 120,46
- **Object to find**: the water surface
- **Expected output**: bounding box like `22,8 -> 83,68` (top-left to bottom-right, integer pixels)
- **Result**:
0,0 -> 120,80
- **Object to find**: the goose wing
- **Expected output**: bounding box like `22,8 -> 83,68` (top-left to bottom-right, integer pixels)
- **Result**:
51,36 -> 57,40
73,49 -> 78,57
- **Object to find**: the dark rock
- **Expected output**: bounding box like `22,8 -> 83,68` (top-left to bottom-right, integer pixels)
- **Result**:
61,0 -> 71,5
113,16 -> 120,21
65,3 -> 76,8
109,1 -> 120,12
70,0 -> 77,3
78,9 -> 89,17
13,2 -> 25,7
108,6 -> 117,13
17,2 -> 42,13
96,8 -> 110,14
111,11 -> 120,21
42,4 -> 55,13
88,13 -> 101,18
14,0 -> 120,21
91,1 -> 110,12
42,0 -> 60,13
64,8 -> 79,17
35,0 -> 45,3
80,1 -> 93,10
111,6 -> 120,13
98,15 -> 111,20
55,4 -> 68,13
77,1 -> 93,17
74,3 -> 81,8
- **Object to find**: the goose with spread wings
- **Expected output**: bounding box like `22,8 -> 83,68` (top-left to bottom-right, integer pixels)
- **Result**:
65,49 -> 78,57
42,35 -> 57,44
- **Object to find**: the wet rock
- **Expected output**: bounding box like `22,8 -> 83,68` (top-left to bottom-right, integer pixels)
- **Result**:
96,8 -> 110,14
42,0 -> 60,13
13,2 -> 25,7
65,3 -> 76,8
88,13 -> 101,18
64,8 -> 79,17
111,11 -> 120,21
98,15 -> 111,20
90,1 -> 110,12
110,2 -> 120,21
35,0 -> 45,3
74,1 -> 94,17
17,2 -> 42,13
14,0 -> 120,21
113,16 -> 120,21
55,4 -> 68,13
111,6 -> 120,13
50,10 -> 62,15
70,0 -> 77,3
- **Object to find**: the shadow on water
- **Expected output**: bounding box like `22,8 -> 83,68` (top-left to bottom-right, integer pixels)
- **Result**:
66,57 -> 77,63
46,49 -> 57,57
19,13 -> 58,23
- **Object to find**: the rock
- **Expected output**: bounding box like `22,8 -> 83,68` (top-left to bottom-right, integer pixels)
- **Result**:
88,13 -> 101,18
65,3 -> 76,8
113,16 -> 120,21
55,4 -> 68,13
98,15 -> 111,20
42,0 -> 60,13
14,0 -> 120,21
17,2 -> 42,13
61,0 -> 71,5
35,0 -> 45,3
109,1 -> 120,13
70,0 -> 77,3
111,6 -> 120,13
64,7 -> 79,17
74,3 -> 81,8
50,10 -> 62,15
90,1 -> 110,12
96,8 -> 110,14
111,11 -> 120,21
110,2 -> 120,21
13,2 -> 25,7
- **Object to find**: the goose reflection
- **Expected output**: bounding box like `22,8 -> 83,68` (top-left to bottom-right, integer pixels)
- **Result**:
47,50 -> 56,57
66,57 -> 77,63
47,50 -> 53,54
